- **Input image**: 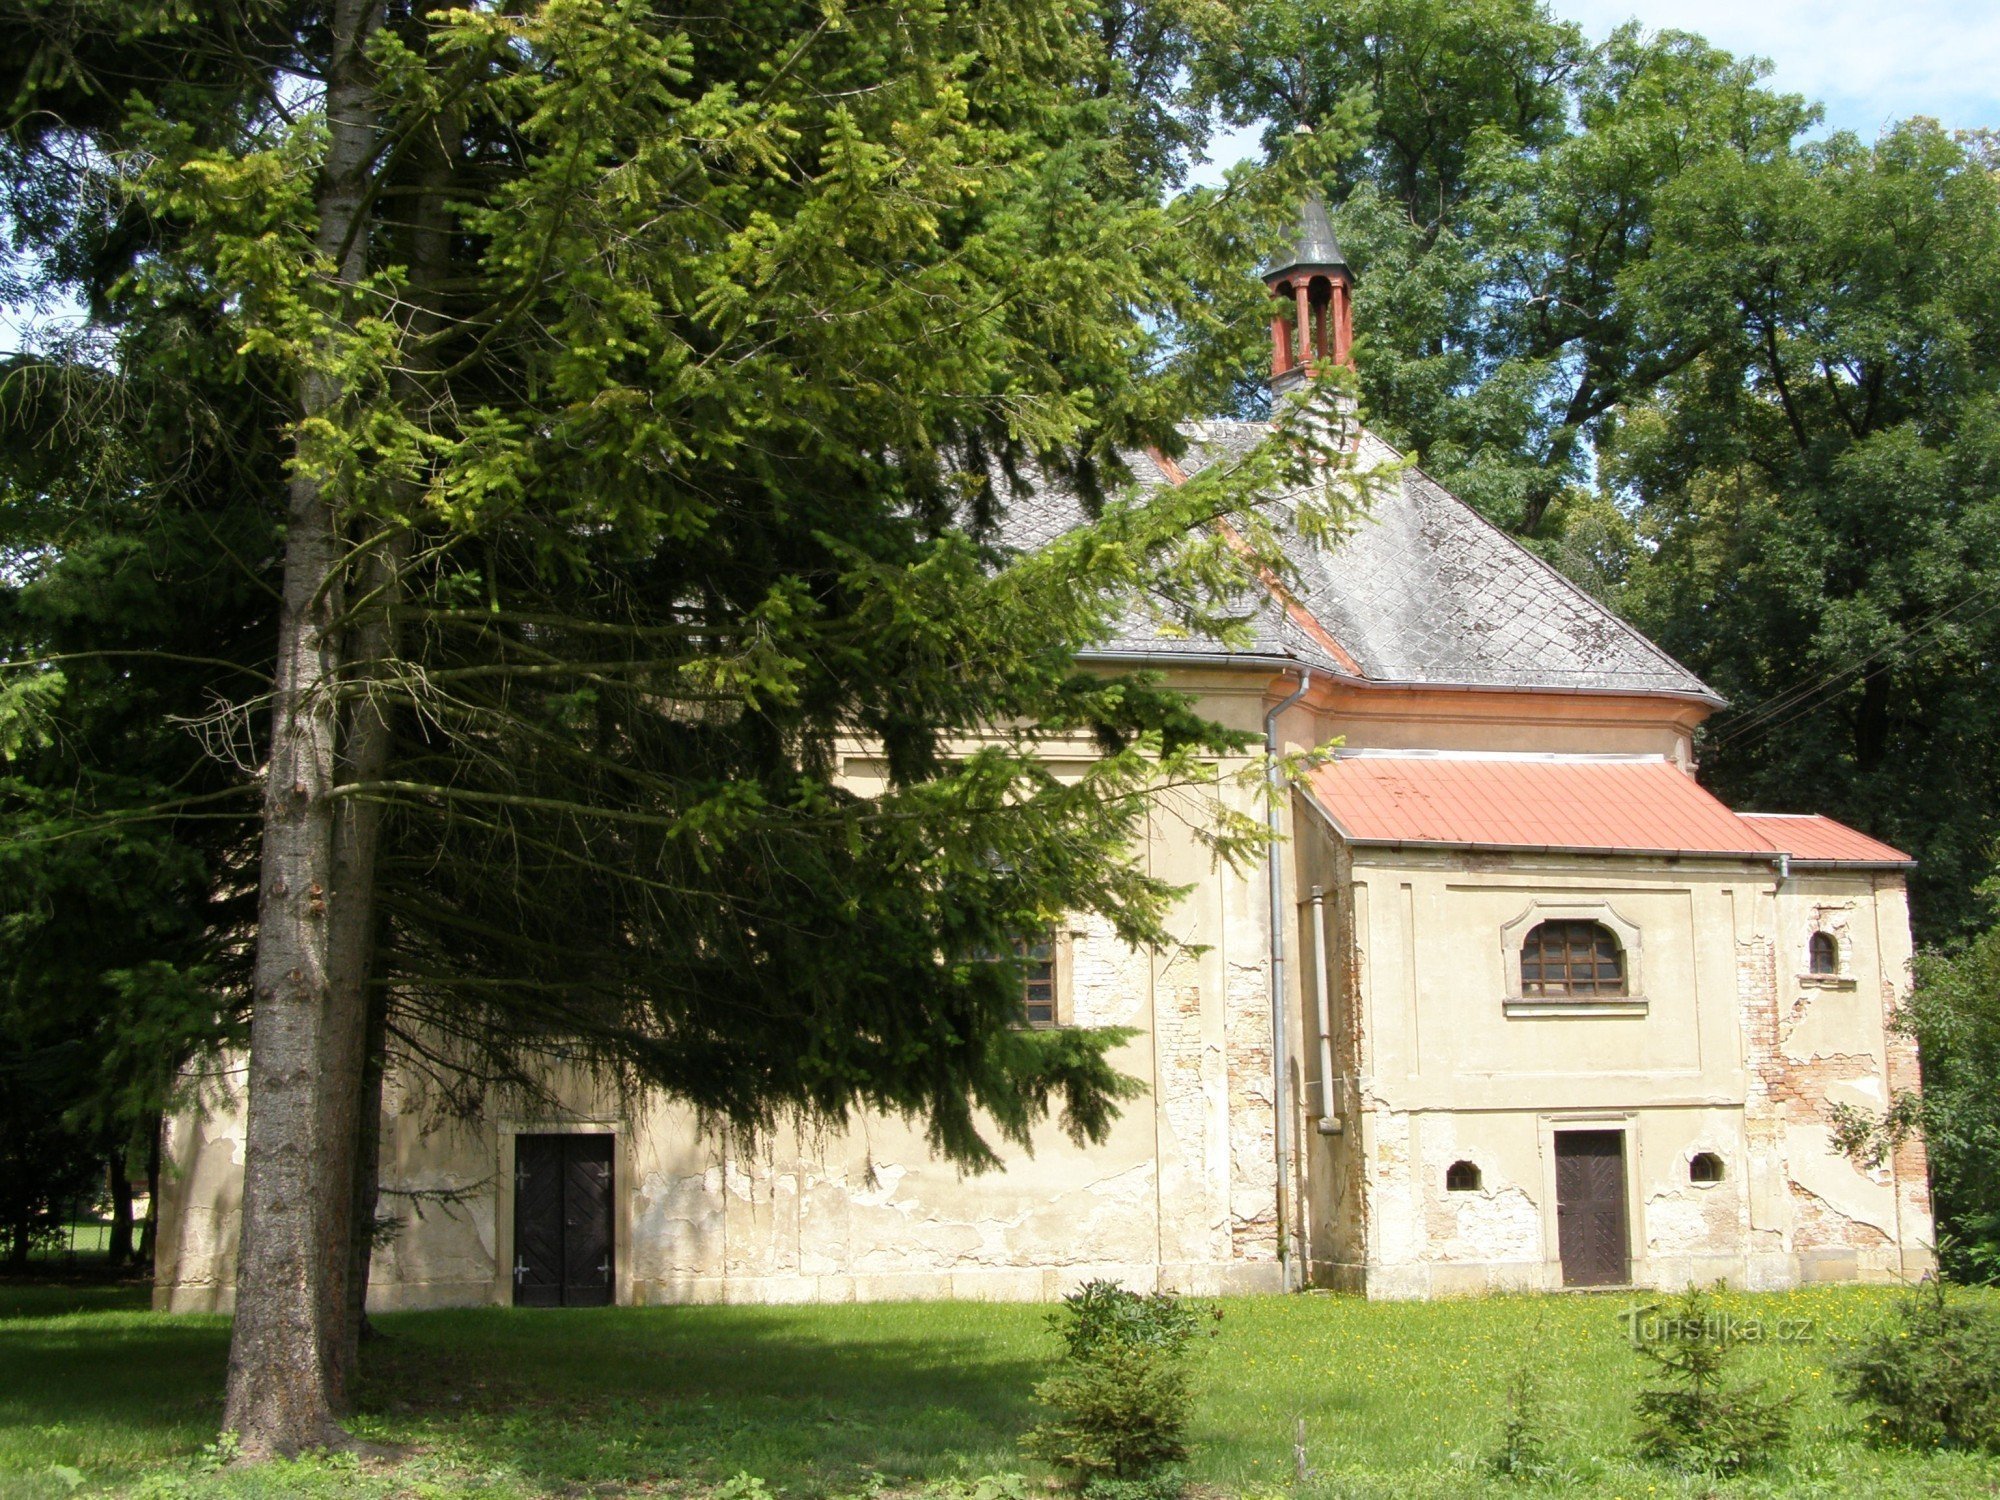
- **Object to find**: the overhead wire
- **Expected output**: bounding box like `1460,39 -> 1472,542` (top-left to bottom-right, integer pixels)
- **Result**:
1709,580 -> 2000,753
1711,578 -> 2000,745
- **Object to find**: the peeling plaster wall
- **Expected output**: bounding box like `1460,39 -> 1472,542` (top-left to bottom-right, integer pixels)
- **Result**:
1737,875 -> 1933,1285
151,1058 -> 246,1309
1338,847 -> 1932,1299
153,672 -> 1931,1311
155,692 -> 1293,1310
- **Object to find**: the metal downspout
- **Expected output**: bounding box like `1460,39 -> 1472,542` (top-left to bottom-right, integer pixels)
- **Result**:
1311,885 -> 1341,1136
1265,670 -> 1311,1290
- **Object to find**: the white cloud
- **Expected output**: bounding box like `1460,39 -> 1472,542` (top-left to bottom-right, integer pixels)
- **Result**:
1555,0 -> 2000,136
1187,3 -> 2000,187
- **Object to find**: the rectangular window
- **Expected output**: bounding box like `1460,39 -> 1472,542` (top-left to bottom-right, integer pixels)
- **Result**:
1017,933 -> 1058,1029
974,929 -> 1061,1028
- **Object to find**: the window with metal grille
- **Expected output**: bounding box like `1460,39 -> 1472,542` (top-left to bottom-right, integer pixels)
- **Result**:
1519,920 -> 1627,997
982,932 -> 1060,1028
1689,1152 -> 1725,1185
1017,934 -> 1057,1028
1808,931 -> 1839,976
1445,1160 -> 1482,1192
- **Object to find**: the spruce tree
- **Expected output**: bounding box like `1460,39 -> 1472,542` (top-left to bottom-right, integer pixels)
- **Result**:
4,0 -> 1363,1455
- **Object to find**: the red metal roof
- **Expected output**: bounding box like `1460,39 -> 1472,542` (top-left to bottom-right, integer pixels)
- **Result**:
1738,813 -> 1912,865
1305,755 -> 1912,866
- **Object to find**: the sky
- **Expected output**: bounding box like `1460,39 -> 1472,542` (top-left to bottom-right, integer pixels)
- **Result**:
1195,0 -> 2000,186
1558,0 -> 2000,139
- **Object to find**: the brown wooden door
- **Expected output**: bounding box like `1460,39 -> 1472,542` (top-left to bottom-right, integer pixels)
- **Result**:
1555,1130 -> 1630,1287
512,1134 -> 614,1307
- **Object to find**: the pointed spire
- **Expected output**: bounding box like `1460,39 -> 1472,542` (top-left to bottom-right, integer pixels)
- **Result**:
1260,194 -> 1349,283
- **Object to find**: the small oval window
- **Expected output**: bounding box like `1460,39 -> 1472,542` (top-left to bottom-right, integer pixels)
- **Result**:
1445,1160 -> 1482,1192
1690,1152 -> 1725,1185
1808,932 -> 1838,976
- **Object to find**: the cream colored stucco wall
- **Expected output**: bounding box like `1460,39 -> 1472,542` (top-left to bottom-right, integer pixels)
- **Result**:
157,678 -> 1305,1312
154,672 -> 1933,1312
1319,841 -> 1933,1298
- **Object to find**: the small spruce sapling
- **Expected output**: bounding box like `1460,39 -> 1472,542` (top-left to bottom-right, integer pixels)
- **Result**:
1022,1281 -> 1220,1489
1629,1285 -> 1794,1473
1837,1274 -> 2000,1451
1487,1364 -> 1562,1480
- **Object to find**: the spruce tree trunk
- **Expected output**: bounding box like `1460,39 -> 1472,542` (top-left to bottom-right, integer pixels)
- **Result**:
344,992 -> 389,1363
222,0 -> 381,1457
331,49 -> 456,1381
319,530 -> 404,1408
107,1151 -> 134,1270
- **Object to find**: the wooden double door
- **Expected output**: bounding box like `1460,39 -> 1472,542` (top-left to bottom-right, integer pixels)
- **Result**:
1554,1129 -> 1630,1287
512,1133 -> 614,1307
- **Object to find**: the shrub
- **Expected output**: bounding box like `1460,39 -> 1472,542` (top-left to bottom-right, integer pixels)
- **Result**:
1837,1275 -> 2000,1451
1628,1285 -> 1794,1473
1486,1364 -> 1561,1480
1022,1280 -> 1219,1486
1077,1474 -> 1190,1500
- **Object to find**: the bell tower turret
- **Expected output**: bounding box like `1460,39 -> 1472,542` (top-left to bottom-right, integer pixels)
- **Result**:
1262,195 -> 1353,393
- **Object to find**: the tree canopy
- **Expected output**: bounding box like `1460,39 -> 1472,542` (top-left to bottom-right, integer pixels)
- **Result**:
2,0 -> 1361,1453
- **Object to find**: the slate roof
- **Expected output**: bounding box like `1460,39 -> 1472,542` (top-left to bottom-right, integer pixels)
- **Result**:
994,419 -> 1720,704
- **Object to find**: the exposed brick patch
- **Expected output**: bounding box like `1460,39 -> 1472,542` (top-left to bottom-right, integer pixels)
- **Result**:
1740,924 -> 1912,1256
1739,934 -> 1782,1115
1225,959 -> 1278,1260
1789,1179 -> 1893,1250
1883,986 -> 1933,1249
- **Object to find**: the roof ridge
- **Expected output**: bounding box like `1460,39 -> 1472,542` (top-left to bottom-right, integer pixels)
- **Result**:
1206,422 -> 1720,703
1150,441 -> 1368,676
1014,423 -> 1722,701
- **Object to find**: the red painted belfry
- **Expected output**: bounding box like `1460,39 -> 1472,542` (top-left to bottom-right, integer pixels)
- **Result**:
1263,193 -> 1353,391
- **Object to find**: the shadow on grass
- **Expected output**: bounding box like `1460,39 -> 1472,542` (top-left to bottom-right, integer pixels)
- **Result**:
0,1283 -> 230,1473
355,1303 -> 1048,1493
0,1285 -> 1050,1494
0,1281 -> 156,1317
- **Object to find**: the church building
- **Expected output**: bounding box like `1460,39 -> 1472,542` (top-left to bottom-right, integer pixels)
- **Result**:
156,204 -> 1933,1309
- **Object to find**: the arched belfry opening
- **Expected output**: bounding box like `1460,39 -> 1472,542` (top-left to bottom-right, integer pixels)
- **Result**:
1262,194 -> 1353,391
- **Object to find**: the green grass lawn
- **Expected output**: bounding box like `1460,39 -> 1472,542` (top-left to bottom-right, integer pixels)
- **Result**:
1,1281 -> 1996,1500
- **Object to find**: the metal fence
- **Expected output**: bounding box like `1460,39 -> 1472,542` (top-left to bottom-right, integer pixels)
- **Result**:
19,1198 -> 116,1269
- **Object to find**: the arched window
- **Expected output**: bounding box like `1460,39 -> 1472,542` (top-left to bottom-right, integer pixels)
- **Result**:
1519,920 -> 1627,998
1445,1160 -> 1482,1192
1808,932 -> 1839,977
1689,1152 -> 1725,1185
